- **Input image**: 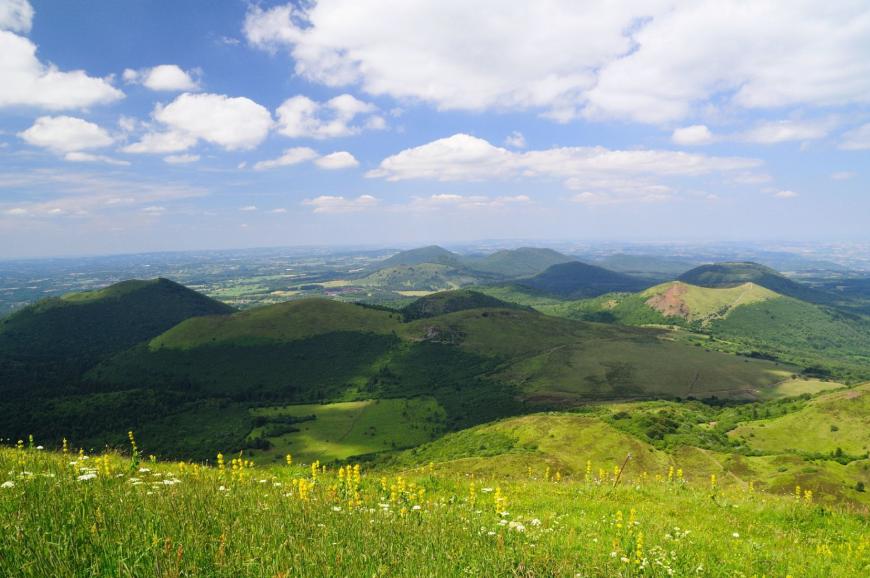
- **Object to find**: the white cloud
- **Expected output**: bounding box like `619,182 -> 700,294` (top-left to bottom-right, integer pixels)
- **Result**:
245,1 -> 641,120
163,154 -> 200,164
830,171 -> 856,181
19,116 -> 114,152
505,131 -> 526,149
124,93 -> 273,153
122,131 -> 197,154
245,1 -> 870,124
408,193 -> 532,211
303,194 -> 378,213
840,123 -> 870,150
253,147 -> 357,170
0,169 -> 206,218
774,190 -> 798,199
314,151 -> 359,170
275,94 -> 382,139
740,119 -> 834,144
0,0 -> 33,33
367,134 -> 514,181
270,207 -> 287,213
367,134 -> 760,193
64,151 -> 130,166
239,205 -> 257,212
124,64 -> 200,92
253,147 -> 318,170
672,125 -> 713,146
141,205 -> 166,215
0,30 -> 123,110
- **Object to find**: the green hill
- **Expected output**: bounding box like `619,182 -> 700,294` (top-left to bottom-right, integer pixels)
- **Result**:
0,278 -> 233,393
589,253 -> 700,279
641,281 -> 781,324
513,261 -> 652,298
0,288 -> 786,458
355,263 -> 480,291
728,383 -> 870,456
372,245 -> 464,270
463,247 -> 575,278
384,403 -> 869,505
400,289 -> 528,320
516,280 -> 870,380
678,261 -> 833,304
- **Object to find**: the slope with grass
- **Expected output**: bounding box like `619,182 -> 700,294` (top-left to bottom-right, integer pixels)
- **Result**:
0,278 -> 233,393
400,289 -> 528,320
248,397 -> 446,463
728,383 -> 870,456
3,443 -> 868,577
463,247 -> 576,278
511,261 -> 652,299
641,281 -> 780,324
488,279 -> 870,381
679,261 -> 833,304
353,263 -> 482,291
589,253 -> 701,280
370,245 -> 465,270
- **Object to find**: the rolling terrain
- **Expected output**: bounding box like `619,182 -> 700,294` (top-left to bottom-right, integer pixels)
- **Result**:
479,262 -> 870,382
0,281 -> 797,460
0,278 -> 233,394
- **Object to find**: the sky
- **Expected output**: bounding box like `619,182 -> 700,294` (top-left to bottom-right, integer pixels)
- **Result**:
0,0 -> 868,258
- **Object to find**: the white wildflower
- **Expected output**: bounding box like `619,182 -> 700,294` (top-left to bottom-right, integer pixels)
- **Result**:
77,473 -> 97,481
1,481 -> 14,489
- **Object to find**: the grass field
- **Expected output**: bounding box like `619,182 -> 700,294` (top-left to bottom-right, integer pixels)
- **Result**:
641,281 -> 779,324
729,383 -> 870,455
759,377 -> 846,400
248,398 -> 445,463
1,439 -> 867,577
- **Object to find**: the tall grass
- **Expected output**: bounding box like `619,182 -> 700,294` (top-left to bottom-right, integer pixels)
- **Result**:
1,443 -> 867,577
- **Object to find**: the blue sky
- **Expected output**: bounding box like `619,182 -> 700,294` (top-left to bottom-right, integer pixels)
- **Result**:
0,0 -> 868,258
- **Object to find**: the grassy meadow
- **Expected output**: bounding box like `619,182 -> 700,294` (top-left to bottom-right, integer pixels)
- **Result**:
1,438 -> 868,577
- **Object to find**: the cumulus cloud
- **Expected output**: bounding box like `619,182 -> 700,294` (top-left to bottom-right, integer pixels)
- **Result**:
63,151 -> 130,166
253,147 -> 318,170
123,93 -> 272,153
276,93 -> 383,138
367,134 -> 760,195
163,154 -> 200,164
830,171 -> 856,181
0,0 -> 33,33
122,130 -> 197,154
840,123 -> 870,150
244,1 -> 870,124
303,194 -> 378,213
253,147 -> 357,171
504,131 -> 526,149
408,193 -> 532,211
314,151 -> 359,169
123,64 -> 200,91
0,30 -> 123,110
672,125 -> 713,146
19,116 -> 114,152
739,119 -> 835,144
